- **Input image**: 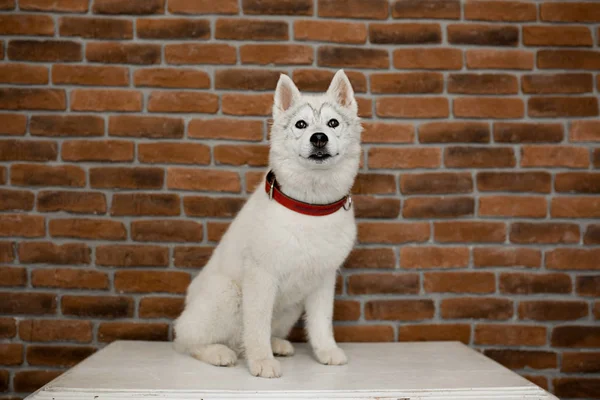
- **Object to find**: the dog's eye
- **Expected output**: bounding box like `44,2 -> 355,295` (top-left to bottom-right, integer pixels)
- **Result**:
295,120 -> 307,129
327,119 -> 339,128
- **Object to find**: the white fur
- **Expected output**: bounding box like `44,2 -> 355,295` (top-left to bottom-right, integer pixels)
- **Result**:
173,70 -> 362,378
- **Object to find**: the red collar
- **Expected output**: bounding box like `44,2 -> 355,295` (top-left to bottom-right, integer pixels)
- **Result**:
265,171 -> 351,217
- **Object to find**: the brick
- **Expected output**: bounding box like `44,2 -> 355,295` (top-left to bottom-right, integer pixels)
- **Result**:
484,350 -> 556,370
554,378 -> 600,399
398,324 -> 470,344
477,172 -> 551,194
206,222 -> 228,242
0,63 -> 48,85
0,88 -> 66,110
595,149 -> 600,168
511,222 -> 579,244
19,242 -> 90,265
139,297 -> 184,319
524,26 -> 593,47
552,197 -> 600,218
562,352 -> 600,373
63,140 -> 133,163
500,272 -> 572,294
521,145 -> 589,168
467,49 -> 534,70
520,300 -> 588,321
0,167 -> 5,184
243,0 -> 312,15
442,298 -> 513,320
358,222 -> 429,244
109,116 -> 183,139
0,242 -> 14,263
138,19 -> 209,40
132,220 -> 202,243
19,320 -> 92,343
173,246 -> 213,268
134,68 -> 209,89
111,193 -> 180,216
318,46 -> 389,69
449,24 -> 518,46
38,191 -> 106,214
115,270 -> 190,293
547,249 -> 600,271
165,43 -> 236,65
454,97 -> 524,119
376,98 -> 448,118
448,73 -> 517,94
571,121 -> 600,142
584,226 -> 600,245
90,167 -> 163,190
343,248 -> 395,269
216,19 -> 287,40
0,189 -> 34,211
333,300 -> 360,321
71,89 -> 141,112
188,119 -> 262,142
61,295 -> 133,318
465,1 -> 536,21
538,50 -> 600,70
96,245 -> 168,267
525,74 -> 593,95
552,326 -> 600,348
353,196 -> 400,219
445,147 -> 515,168
0,292 -> 56,315
59,16 -> 132,39
366,300 -> 434,321
424,272 -> 495,293
403,197 -> 473,218
557,172 -> 600,194
475,324 -> 546,346
222,94 -> 272,116
394,48 -> 462,70
148,91 -> 218,113
168,0 -> 238,14
8,40 -> 81,62
20,0 -> 88,12
167,168 -> 240,192
0,139 -> 57,162
419,122 -> 489,144
480,196 -> 546,218
318,0 -> 388,19
0,266 -> 26,287
334,326 -> 394,342
369,148 -> 441,170
98,322 -> 169,343
392,0 -> 459,19
93,0 -> 164,14
13,370 -> 62,393
53,66 -> 128,90
529,97 -> 598,118
401,246 -> 469,269
361,122 -> 413,144
86,42 -> 160,64
215,69 -> 281,91
434,221 -> 506,243
494,122 -> 563,144
401,172 -> 472,195
138,142 -> 210,165
32,268 -> 108,290
27,345 -> 94,367
49,219 -> 125,240
0,318 -> 16,339
370,23 -> 440,44
184,196 -> 245,218
0,114 -> 26,135
347,273 -> 418,295
31,115 -> 104,137
371,73 -> 442,94
295,21 -> 366,45
541,2 -> 600,22
240,45 -> 312,67
0,214 -> 45,237
214,145 -> 268,167
0,15 -> 54,35
0,0 -> 12,8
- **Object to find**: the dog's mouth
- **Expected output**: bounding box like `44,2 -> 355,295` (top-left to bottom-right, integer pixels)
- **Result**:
303,151 -> 339,164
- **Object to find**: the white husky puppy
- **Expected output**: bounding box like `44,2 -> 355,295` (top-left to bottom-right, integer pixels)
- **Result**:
174,70 -> 362,378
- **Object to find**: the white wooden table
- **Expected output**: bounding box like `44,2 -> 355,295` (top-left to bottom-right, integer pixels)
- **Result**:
27,341 -> 557,400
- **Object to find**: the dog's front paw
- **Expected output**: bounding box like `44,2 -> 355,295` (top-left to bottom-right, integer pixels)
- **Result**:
248,358 -> 282,378
315,347 -> 347,366
272,337 -> 295,357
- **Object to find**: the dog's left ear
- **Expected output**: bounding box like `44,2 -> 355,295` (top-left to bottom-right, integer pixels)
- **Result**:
327,70 -> 356,112
273,74 -> 301,118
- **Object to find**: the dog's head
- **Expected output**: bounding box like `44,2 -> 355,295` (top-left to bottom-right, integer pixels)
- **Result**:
269,70 -> 362,203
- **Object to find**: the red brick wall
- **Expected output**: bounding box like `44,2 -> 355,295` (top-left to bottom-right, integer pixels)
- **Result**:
1,0 -> 599,398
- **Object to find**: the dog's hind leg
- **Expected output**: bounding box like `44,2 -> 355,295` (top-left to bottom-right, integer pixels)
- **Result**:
271,303 -> 303,356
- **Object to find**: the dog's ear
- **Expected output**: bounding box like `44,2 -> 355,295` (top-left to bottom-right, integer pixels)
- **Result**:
327,70 -> 356,112
273,74 -> 301,117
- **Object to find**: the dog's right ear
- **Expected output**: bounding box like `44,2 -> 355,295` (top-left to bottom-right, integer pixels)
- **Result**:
273,74 -> 300,118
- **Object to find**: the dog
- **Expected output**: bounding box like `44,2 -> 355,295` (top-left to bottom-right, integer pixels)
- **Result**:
173,70 -> 362,378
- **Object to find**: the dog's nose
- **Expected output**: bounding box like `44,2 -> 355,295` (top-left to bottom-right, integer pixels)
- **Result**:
310,132 -> 328,148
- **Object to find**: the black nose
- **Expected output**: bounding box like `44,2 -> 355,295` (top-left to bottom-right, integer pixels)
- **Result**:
310,132 -> 328,148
